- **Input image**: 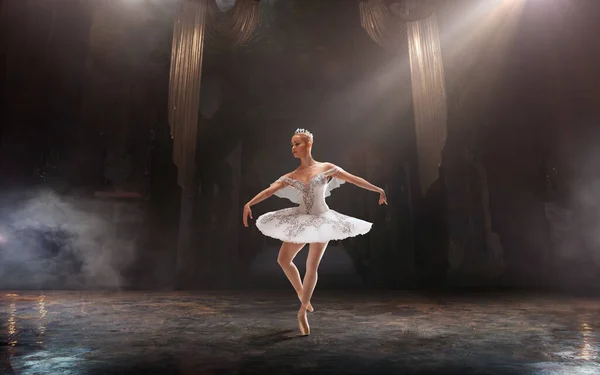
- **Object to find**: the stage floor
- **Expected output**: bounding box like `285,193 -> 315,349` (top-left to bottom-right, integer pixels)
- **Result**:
1,291 -> 599,374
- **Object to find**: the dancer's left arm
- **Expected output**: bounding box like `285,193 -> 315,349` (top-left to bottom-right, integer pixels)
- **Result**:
325,163 -> 387,205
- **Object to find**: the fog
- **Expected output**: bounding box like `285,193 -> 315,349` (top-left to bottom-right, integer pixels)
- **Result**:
0,189 -> 139,289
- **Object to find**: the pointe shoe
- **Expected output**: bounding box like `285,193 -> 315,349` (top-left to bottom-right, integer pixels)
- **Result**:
298,295 -> 314,312
306,302 -> 314,313
298,310 -> 310,336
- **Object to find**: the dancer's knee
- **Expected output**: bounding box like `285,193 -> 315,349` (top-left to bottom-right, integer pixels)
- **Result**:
306,259 -> 321,272
305,269 -> 318,280
277,255 -> 292,267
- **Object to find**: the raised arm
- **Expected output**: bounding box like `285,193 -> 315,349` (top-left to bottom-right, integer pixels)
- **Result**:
325,163 -> 387,205
243,178 -> 288,227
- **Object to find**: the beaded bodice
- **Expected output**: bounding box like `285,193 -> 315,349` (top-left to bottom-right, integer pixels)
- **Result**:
273,166 -> 344,215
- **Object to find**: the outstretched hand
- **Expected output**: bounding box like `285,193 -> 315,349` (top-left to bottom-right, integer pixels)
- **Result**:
378,190 -> 388,205
243,204 -> 253,227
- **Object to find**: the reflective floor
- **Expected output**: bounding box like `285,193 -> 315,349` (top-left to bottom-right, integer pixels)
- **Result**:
1,291 -> 599,374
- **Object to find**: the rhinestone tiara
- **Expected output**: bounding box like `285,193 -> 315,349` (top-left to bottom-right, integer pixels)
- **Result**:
294,128 -> 313,140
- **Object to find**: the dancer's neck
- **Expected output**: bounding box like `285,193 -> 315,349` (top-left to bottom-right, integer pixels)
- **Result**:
299,156 -> 318,169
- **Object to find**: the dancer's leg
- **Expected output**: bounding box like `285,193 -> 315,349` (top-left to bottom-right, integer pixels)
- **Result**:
298,241 -> 328,335
277,242 -> 314,312
300,242 -> 328,307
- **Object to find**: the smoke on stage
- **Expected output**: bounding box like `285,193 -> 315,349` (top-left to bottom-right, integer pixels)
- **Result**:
0,189 -> 137,289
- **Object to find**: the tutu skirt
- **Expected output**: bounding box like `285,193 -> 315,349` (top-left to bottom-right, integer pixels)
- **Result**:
256,207 -> 372,244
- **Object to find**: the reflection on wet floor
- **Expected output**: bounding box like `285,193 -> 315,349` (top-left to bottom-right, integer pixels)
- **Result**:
1,291 -> 599,374
37,295 -> 47,345
7,294 -> 17,347
577,321 -> 595,361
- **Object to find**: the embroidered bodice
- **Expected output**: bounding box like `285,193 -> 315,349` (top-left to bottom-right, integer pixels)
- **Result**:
273,166 -> 345,215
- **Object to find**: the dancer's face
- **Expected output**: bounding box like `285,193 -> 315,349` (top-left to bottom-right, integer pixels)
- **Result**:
291,135 -> 311,158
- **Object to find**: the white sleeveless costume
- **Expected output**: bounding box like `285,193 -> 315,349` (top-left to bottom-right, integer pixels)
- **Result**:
255,166 -> 372,244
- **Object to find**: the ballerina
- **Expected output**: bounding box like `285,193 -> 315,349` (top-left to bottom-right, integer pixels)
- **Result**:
242,129 -> 387,335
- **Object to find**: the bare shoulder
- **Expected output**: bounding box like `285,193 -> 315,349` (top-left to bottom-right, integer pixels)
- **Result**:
271,171 -> 294,182
279,171 -> 296,181
320,162 -> 345,177
321,162 -> 338,170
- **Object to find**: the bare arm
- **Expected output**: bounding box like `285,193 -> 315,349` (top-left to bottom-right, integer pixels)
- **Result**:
325,163 -> 387,205
243,179 -> 288,227
245,180 -> 286,207
326,163 -> 382,193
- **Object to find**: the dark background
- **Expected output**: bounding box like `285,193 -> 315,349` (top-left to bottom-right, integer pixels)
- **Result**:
1,0 -> 600,291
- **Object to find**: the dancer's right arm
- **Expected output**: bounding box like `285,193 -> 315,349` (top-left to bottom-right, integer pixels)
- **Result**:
243,179 -> 287,227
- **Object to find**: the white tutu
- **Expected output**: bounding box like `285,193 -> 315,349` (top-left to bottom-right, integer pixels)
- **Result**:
256,207 -> 372,244
255,166 -> 373,244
